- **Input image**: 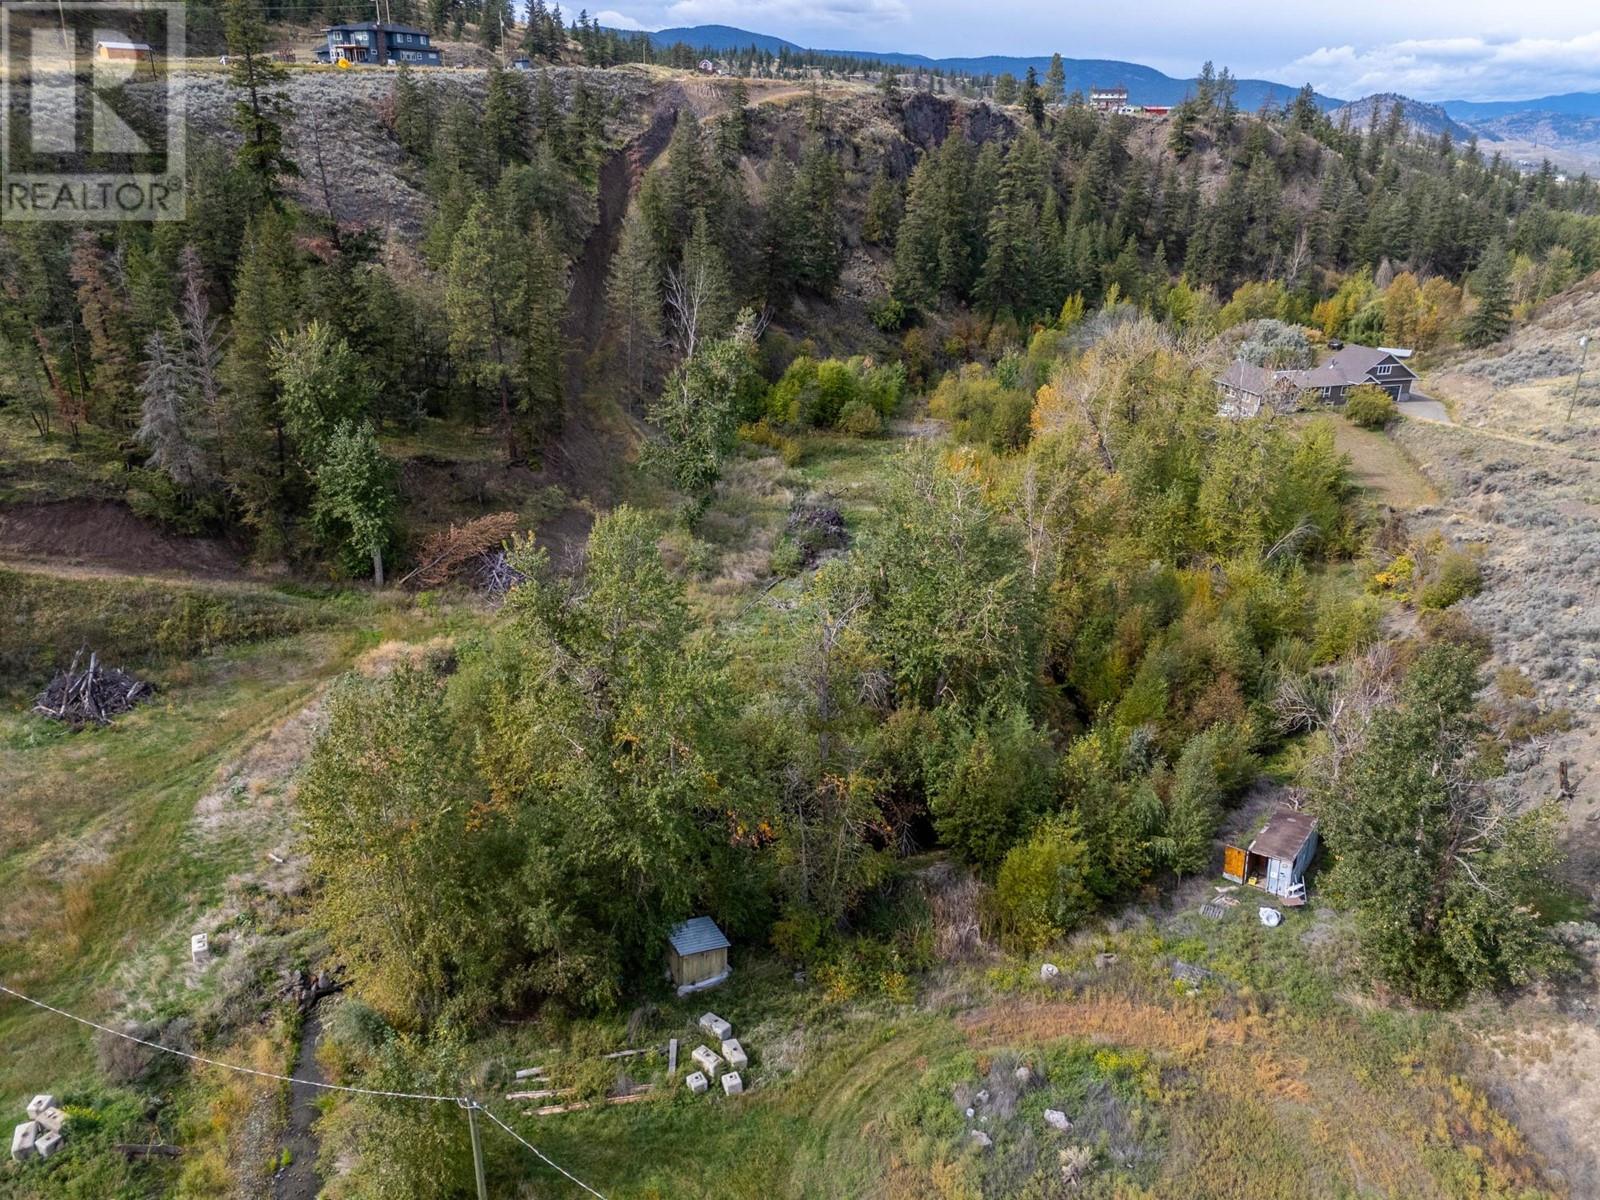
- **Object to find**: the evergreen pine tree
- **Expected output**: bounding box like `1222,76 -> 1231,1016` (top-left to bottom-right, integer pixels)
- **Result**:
483,64 -> 532,172
863,172 -> 904,247
391,65 -> 437,162
794,140 -> 844,295
606,207 -> 662,401
223,0 -> 297,209
756,154 -> 802,304
1045,53 -> 1066,103
445,200 -> 525,460
1463,240 -> 1512,347
69,232 -> 139,430
519,215 -> 567,436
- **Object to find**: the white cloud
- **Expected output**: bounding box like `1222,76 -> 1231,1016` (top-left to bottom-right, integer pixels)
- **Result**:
594,9 -> 647,29
1284,32 -> 1600,101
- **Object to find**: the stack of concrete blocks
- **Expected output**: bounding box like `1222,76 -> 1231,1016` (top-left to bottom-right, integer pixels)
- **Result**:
684,1013 -> 754,1098
11,1095 -> 65,1164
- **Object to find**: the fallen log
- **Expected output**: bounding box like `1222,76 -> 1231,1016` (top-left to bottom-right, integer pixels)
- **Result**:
116,1143 -> 183,1159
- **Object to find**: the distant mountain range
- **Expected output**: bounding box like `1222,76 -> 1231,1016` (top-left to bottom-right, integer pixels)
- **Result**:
632,25 -> 1600,170
1329,93 -> 1475,142
636,24 -> 1341,111
1441,92 -> 1600,121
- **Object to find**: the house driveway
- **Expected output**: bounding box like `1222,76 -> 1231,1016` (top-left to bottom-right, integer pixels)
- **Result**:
1398,393 -> 1451,423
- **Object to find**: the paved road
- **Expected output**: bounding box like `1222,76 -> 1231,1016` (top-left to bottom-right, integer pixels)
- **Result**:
1398,394 -> 1451,423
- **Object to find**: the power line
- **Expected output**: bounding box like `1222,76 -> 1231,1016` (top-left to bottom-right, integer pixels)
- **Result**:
0,983 -> 462,1102
477,1104 -> 610,1199
0,981 -> 612,1198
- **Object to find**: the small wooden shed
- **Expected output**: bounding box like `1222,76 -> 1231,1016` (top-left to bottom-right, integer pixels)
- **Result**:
667,917 -> 731,991
1223,806 -> 1318,905
96,40 -> 153,62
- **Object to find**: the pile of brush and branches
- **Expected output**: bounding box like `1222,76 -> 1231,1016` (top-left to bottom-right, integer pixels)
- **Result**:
398,512 -> 521,592
34,649 -> 154,727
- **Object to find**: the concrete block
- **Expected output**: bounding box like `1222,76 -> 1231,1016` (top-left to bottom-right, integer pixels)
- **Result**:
685,1071 -> 709,1094
720,1071 -> 743,1095
691,1045 -> 723,1076
668,1038 -> 679,1075
26,1096 -> 54,1121
720,1038 -> 747,1071
11,1121 -> 37,1163
698,1012 -> 732,1040
35,1131 -> 63,1160
35,1108 -> 67,1135
191,932 -> 210,964
35,1107 -> 67,1139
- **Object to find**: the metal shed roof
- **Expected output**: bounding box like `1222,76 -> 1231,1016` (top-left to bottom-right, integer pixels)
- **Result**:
668,916 -> 730,956
1247,806 -> 1318,862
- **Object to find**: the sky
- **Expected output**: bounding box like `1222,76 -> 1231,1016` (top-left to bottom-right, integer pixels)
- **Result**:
589,0 -> 1600,102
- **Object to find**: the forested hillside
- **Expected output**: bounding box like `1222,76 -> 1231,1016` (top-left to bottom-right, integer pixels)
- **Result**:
2,3 -> 1598,1196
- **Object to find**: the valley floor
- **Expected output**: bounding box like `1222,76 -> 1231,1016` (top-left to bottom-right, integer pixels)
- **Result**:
2,364 -> 1598,1198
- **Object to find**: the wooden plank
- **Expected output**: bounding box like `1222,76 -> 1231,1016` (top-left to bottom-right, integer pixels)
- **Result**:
529,1087 -> 653,1117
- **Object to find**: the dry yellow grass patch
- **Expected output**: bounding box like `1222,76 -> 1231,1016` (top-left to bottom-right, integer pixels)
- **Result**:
959,994 -> 1247,1060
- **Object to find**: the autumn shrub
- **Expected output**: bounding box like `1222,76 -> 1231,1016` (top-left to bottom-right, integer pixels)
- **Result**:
928,363 -> 1032,451
1311,591 -> 1384,664
1345,383 -> 1397,429
1234,318 -> 1313,368
836,398 -> 884,436
1418,547 -> 1485,610
738,419 -> 805,464
994,819 -> 1095,950
765,355 -> 905,430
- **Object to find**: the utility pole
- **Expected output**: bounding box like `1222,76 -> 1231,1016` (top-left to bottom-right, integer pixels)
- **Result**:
1569,333 -> 1591,424
463,1099 -> 489,1200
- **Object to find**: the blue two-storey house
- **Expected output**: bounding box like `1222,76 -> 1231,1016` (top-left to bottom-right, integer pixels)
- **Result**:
315,22 -> 442,66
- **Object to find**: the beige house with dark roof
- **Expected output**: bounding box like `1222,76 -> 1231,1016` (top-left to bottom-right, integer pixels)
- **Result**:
1215,344 -> 1418,418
